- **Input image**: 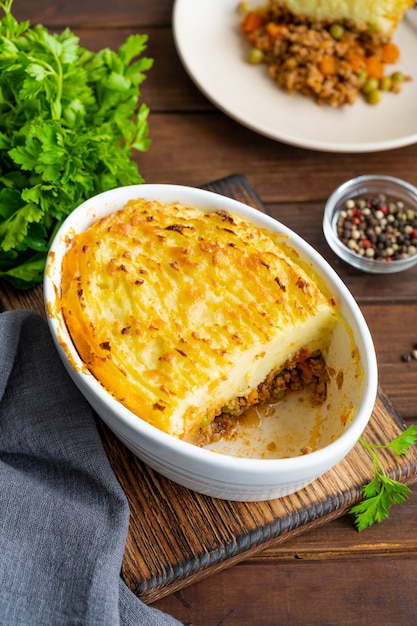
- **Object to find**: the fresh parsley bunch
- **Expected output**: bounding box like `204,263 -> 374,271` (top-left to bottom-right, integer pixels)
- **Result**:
0,0 -> 153,288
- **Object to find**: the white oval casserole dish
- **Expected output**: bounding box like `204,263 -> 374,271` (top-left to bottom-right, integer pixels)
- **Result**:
44,184 -> 378,501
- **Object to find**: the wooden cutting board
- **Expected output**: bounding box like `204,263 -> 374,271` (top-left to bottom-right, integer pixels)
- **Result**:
98,174 -> 417,604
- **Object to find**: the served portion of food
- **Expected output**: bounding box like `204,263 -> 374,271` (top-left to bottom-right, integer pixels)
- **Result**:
60,198 -> 339,445
239,0 -> 413,106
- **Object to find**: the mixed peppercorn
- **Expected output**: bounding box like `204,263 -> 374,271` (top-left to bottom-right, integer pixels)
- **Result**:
401,344 -> 417,363
336,193 -> 417,262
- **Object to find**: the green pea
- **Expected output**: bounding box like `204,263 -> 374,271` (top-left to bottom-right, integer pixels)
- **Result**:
310,350 -> 322,358
237,1 -> 250,13
391,71 -> 405,83
329,24 -> 345,40
379,76 -> 392,91
248,48 -> 264,64
362,78 -> 379,95
285,57 -> 298,70
275,390 -> 287,400
366,89 -> 382,105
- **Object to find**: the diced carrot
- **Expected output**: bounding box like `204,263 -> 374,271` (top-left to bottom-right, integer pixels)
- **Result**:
265,22 -> 283,39
240,11 -> 265,34
298,361 -> 313,380
364,55 -> 384,79
318,55 -> 337,76
245,31 -> 258,45
341,31 -> 356,45
380,41 -> 400,64
347,53 -> 365,72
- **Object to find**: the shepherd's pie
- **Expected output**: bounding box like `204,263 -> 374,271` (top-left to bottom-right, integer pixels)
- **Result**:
60,198 -> 338,444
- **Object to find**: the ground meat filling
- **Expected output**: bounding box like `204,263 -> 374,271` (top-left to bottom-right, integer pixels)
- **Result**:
197,349 -> 329,445
242,2 -> 404,107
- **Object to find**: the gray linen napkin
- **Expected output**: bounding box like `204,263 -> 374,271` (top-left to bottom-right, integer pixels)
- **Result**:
0,310 -> 183,626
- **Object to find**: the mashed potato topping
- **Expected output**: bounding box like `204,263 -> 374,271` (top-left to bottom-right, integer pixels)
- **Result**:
60,198 -> 339,444
267,0 -> 414,35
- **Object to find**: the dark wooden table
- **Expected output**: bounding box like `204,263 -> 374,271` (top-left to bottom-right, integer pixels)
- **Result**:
4,2 -> 417,624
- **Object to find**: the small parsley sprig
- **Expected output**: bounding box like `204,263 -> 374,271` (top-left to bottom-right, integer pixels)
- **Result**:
350,425 -> 417,532
0,0 -> 153,288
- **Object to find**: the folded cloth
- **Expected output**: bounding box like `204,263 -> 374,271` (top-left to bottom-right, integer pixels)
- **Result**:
0,310 -> 183,626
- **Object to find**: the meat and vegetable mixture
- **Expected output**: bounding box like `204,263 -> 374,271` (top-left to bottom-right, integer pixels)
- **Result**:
197,349 -> 329,446
239,1 -> 411,107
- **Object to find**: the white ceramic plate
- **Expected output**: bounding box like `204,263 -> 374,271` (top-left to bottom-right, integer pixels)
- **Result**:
172,0 -> 417,153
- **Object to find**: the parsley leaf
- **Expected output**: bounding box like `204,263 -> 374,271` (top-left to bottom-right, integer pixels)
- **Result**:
389,425 -> 417,455
350,426 -> 417,531
0,0 -> 153,288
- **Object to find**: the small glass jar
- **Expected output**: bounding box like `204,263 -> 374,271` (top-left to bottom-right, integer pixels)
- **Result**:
323,175 -> 417,274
